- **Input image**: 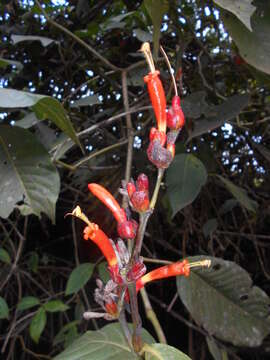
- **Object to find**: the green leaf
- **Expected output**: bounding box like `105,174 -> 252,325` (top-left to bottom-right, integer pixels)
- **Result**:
0,125 -> 60,222
0,297 -> 9,319
0,248 -> 11,264
29,307 -> 47,344
144,344 -> 191,360
28,252 -> 39,273
187,94 -> 250,141
97,261 -> 111,284
53,321 -> 80,347
17,297 -> 40,311
219,198 -> 238,215
177,256 -> 270,347
65,263 -> 94,295
221,5 -> 270,74
133,29 -> 153,42
0,89 -> 81,149
53,323 -> 154,360
70,95 -> 100,108
166,154 -> 207,217
217,175 -> 257,213
213,0 -> 256,31
11,34 -> 55,47
43,300 -> 69,313
206,337 -> 229,360
144,0 -> 168,58
202,218 -> 218,238
0,58 -> 23,71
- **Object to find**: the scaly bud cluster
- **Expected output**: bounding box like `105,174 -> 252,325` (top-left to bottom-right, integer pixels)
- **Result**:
126,174 -> 150,213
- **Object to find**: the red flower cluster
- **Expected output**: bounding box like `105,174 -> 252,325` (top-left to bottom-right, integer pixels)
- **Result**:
141,42 -> 185,169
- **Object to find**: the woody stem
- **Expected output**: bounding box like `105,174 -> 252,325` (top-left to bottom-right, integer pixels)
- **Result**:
128,283 -> 143,352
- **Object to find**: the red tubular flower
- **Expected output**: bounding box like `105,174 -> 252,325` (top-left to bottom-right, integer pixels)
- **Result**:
167,95 -> 185,130
68,206 -> 119,279
83,224 -> 118,269
136,259 -> 211,292
141,42 -> 167,135
89,183 -> 138,240
144,71 -> 167,134
88,183 -> 127,224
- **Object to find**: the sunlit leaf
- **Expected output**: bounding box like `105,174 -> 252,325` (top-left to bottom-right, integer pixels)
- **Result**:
65,263 -> 94,295
0,125 -> 60,222
177,256 -> 270,347
11,34 -> 55,47
53,323 -> 154,360
166,154 -> 207,217
70,95 -> 100,108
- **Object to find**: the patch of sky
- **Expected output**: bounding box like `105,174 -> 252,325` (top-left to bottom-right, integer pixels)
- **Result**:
179,17 -> 186,24
98,95 -> 104,102
86,70 -> 94,77
0,113 -> 8,120
0,78 -> 8,88
204,6 -> 211,16
171,32 -> 176,37
115,93 -> 121,100
10,120 -> 16,126
137,125 -> 141,130
252,135 -> 262,143
161,23 -> 168,32
195,19 -> 201,30
86,145 -> 93,151
138,112 -> 143,119
212,46 -> 220,54
133,136 -> 142,149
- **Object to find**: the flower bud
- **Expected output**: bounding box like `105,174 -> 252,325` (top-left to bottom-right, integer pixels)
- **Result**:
130,191 -> 149,212
136,173 -> 149,192
167,96 -> 185,130
127,258 -> 146,282
117,219 -> 138,239
147,140 -> 173,169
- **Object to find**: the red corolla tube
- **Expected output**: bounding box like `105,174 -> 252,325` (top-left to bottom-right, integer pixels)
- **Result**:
136,259 -> 211,292
88,183 -> 127,224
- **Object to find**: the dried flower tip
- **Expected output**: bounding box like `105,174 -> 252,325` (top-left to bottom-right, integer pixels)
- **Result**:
140,42 -> 155,73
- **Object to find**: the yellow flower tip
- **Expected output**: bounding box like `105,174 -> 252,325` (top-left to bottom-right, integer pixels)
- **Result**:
65,205 -> 92,226
140,42 -> 155,73
188,259 -> 211,269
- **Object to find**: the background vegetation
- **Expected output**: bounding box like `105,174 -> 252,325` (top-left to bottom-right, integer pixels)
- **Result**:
0,0 -> 270,359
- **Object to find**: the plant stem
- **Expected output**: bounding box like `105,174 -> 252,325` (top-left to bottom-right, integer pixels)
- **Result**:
118,309 -> 132,349
150,168 -> 165,209
140,287 -> 167,344
128,283 -> 143,352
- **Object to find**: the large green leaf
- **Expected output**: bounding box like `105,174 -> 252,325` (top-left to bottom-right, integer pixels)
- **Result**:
187,94 -> 250,141
65,263 -> 94,295
177,256 -> 270,347
0,88 -> 81,149
213,0 -> 255,31
144,344 -> 191,360
221,4 -> 270,75
53,323 -> 154,360
144,0 -> 168,58
0,296 -> 9,319
166,154 -> 207,217
0,125 -> 60,222
217,175 -> 257,213
29,307 -> 47,344
0,248 -> 11,264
